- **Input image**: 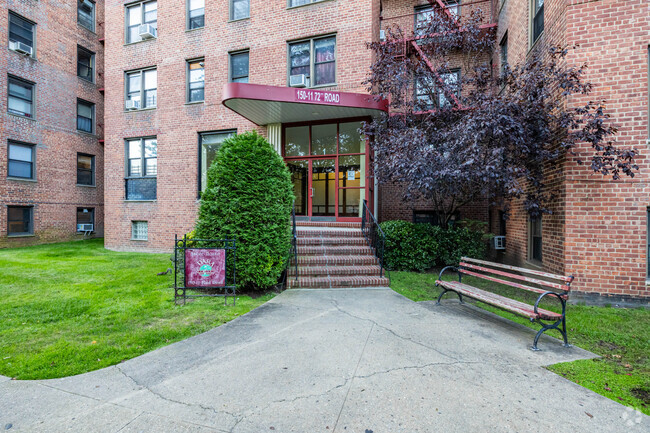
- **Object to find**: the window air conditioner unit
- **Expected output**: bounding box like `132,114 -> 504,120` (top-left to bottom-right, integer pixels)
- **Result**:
9,40 -> 32,56
125,100 -> 140,110
493,236 -> 506,250
77,224 -> 94,232
138,24 -> 157,39
379,29 -> 386,41
289,74 -> 308,88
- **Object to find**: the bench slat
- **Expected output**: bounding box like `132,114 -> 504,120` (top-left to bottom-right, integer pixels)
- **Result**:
459,262 -> 569,292
459,268 -> 560,297
461,257 -> 573,283
437,280 -> 562,321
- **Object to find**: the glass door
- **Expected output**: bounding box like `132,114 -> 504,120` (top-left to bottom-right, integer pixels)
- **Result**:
286,160 -> 308,216
311,158 -> 336,217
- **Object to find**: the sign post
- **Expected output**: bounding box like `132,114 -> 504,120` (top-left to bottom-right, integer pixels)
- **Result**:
173,234 -> 237,305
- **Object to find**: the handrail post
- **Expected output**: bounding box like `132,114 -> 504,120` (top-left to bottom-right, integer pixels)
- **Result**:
360,199 -> 388,280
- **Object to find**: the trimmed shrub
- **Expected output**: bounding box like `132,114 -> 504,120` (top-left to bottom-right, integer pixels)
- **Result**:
195,132 -> 294,290
380,220 -> 487,271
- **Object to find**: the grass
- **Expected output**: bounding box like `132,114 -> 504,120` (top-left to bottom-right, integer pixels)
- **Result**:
0,239 -> 275,380
390,270 -> 650,415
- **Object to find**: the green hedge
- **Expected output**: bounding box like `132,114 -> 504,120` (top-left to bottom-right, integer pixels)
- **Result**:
195,132 -> 294,290
380,220 -> 488,271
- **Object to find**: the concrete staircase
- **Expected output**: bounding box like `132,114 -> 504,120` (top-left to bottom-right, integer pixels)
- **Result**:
287,221 -> 390,289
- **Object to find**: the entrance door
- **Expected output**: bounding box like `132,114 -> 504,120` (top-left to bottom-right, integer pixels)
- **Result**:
311,158 -> 336,217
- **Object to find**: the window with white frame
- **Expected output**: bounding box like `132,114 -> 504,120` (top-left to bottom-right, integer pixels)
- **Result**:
187,59 -> 205,102
126,68 -> 157,109
9,12 -> 35,55
188,0 -> 205,29
438,69 -> 460,108
289,0 -> 326,7
230,0 -> 249,20
8,76 -> 35,118
199,130 -> 236,193
415,76 -> 435,110
230,51 -> 249,83
131,221 -> 148,240
289,36 -> 335,87
125,137 -> 157,200
8,141 -> 35,180
78,0 -> 95,31
126,1 -> 157,43
531,0 -> 544,44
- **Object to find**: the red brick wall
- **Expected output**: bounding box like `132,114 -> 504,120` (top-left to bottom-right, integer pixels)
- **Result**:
0,0 -> 105,247
104,0 -> 380,252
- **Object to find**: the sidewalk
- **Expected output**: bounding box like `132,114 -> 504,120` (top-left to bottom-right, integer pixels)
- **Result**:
1,288 -> 647,432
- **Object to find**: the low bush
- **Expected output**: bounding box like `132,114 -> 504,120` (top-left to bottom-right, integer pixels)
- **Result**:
380,220 -> 487,271
195,132 -> 294,290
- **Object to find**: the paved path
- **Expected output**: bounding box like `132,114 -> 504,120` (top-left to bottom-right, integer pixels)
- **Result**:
1,288 -> 647,432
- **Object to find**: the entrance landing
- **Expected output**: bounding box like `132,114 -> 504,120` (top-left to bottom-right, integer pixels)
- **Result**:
288,221 -> 390,288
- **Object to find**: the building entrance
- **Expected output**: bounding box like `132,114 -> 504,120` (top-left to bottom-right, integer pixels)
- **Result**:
284,119 -> 369,221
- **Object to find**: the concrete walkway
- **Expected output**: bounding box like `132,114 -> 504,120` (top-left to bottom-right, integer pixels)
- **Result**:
1,288 -> 647,432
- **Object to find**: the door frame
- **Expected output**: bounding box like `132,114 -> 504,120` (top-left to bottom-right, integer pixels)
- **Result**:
282,116 -> 372,222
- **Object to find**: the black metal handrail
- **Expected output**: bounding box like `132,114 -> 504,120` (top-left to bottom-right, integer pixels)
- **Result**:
281,202 -> 298,289
361,199 -> 387,278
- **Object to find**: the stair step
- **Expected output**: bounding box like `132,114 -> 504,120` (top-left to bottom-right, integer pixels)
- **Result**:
296,255 -> 379,266
289,265 -> 382,277
288,275 -> 390,289
297,237 -> 367,246
296,228 -> 364,238
297,245 -> 374,256
296,221 -> 362,229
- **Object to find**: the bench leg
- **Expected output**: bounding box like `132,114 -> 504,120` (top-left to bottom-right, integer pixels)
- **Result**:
436,289 -> 463,305
560,315 -> 571,348
531,316 -> 571,351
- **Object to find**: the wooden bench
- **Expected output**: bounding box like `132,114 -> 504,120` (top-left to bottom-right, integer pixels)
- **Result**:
435,257 -> 574,350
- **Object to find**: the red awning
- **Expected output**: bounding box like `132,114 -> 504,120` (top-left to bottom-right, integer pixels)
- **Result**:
222,83 -> 388,126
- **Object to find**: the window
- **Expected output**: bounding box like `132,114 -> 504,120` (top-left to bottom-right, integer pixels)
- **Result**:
78,0 -> 95,31
230,51 -> 249,83
187,59 -> 205,102
76,208 -> 94,232
415,76 -> 435,110
529,216 -> 542,262
438,69 -> 460,107
126,68 -> 157,109
7,206 -> 33,236
126,1 -> 157,43
77,99 -> 95,133
415,2 -> 458,36
289,36 -> 336,87
131,221 -> 148,240
125,138 -> 157,200
500,32 -> 508,75
7,141 -> 35,180
199,130 -> 236,193
9,12 -> 35,55
8,76 -> 34,118
230,0 -> 249,20
531,0 -> 544,44
187,0 -> 205,29
77,46 -> 94,82
77,153 -> 95,186
289,0 -> 326,7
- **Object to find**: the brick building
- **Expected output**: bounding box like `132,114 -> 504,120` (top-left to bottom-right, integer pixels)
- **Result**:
1,0 -> 105,247
4,1 -> 646,302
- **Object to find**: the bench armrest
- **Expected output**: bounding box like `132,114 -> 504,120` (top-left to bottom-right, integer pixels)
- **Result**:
435,266 -> 461,286
533,291 -> 567,318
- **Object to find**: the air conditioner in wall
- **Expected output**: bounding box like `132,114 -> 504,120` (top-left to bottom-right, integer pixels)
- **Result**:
139,24 -> 157,39
289,74 -> 308,88
9,40 -> 32,56
492,236 -> 506,250
125,100 -> 140,110
77,224 -> 94,232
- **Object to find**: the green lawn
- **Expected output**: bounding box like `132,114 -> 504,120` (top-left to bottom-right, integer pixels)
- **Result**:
390,270 -> 650,414
0,239 -> 274,380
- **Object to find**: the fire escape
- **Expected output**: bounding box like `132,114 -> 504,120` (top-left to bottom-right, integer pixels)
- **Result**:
379,0 -> 498,111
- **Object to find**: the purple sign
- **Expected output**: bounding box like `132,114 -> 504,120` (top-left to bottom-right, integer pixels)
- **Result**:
185,249 -> 226,288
